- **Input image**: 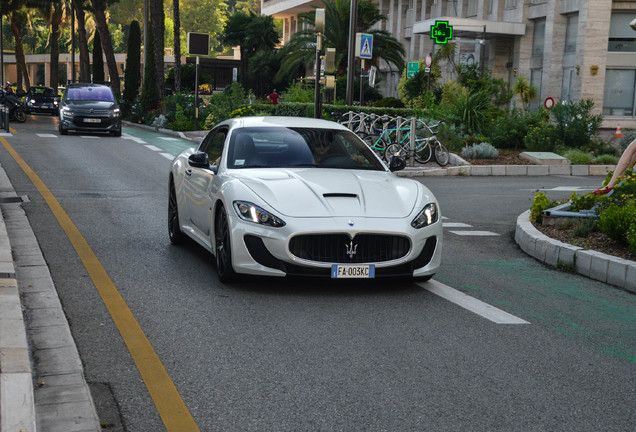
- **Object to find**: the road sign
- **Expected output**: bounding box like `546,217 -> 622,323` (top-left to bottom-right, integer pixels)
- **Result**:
544,97 -> 555,109
425,55 -> 432,67
187,32 -> 210,56
431,21 -> 453,44
407,62 -> 420,78
355,33 -> 373,59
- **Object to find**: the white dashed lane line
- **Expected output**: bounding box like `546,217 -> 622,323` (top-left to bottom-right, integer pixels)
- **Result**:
420,280 -> 530,324
144,145 -> 163,152
443,222 -> 472,228
160,153 -> 174,160
449,230 -> 500,236
36,134 -> 57,138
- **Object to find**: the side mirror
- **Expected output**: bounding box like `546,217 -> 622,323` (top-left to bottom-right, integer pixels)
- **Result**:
388,155 -> 406,172
188,151 -> 210,168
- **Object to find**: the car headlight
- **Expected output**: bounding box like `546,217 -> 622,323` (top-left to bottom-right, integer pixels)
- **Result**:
411,203 -> 439,229
233,201 -> 286,227
28,99 -> 35,105
111,108 -> 120,117
62,106 -> 73,115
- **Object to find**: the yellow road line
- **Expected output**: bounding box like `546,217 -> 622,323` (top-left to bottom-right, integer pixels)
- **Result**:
0,136 -> 200,432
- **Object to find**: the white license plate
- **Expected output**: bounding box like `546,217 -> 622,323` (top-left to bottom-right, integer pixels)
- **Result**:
331,264 -> 375,279
83,118 -> 101,123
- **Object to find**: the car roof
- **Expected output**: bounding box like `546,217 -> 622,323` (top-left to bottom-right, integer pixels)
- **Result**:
67,83 -> 111,89
224,116 -> 350,131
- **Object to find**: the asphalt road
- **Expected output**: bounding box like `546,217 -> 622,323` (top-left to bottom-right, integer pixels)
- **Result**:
0,114 -> 634,432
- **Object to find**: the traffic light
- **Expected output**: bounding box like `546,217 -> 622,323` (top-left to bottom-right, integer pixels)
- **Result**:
325,48 -> 336,74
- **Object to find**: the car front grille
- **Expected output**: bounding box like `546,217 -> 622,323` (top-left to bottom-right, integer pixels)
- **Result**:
289,233 -> 411,263
73,108 -> 111,116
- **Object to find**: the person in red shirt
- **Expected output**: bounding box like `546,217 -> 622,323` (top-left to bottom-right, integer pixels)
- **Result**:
267,89 -> 280,105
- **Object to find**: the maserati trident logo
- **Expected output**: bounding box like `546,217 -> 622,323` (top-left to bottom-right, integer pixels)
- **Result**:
345,241 -> 358,259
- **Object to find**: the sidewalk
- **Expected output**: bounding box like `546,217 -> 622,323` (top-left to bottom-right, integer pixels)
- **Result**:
1,125 -> 632,431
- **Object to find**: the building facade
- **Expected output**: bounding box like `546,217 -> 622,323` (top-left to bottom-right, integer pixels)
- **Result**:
263,0 -> 636,127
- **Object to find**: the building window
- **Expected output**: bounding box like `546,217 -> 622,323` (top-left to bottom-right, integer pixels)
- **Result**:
488,0 -> 494,14
561,68 -> 575,102
603,69 -> 636,116
532,19 -> 546,57
505,0 -> 517,9
608,13 -> 636,52
530,69 -> 542,110
467,0 -> 478,17
565,14 -> 578,53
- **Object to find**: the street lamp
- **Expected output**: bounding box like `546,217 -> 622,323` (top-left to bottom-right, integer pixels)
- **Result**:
314,9 -> 325,119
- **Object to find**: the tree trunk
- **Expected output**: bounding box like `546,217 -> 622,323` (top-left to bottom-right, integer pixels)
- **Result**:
73,0 -> 90,82
50,21 -> 59,91
150,0 -> 165,98
173,0 -> 181,93
91,1 -> 121,95
9,15 -> 30,91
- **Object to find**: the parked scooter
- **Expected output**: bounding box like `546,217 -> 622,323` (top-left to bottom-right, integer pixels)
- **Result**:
0,86 -> 27,123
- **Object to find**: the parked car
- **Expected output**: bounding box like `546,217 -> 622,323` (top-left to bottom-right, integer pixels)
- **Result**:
25,86 -> 59,115
58,83 -> 121,136
168,116 -> 443,282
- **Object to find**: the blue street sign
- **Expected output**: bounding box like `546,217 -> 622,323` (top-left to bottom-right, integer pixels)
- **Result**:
358,33 -> 373,59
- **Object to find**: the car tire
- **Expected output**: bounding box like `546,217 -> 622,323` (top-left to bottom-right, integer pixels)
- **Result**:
111,129 -> 122,137
168,179 -> 186,245
215,207 -> 236,283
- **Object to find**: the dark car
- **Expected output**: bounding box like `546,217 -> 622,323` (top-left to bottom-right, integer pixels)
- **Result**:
58,83 -> 121,136
25,86 -> 60,115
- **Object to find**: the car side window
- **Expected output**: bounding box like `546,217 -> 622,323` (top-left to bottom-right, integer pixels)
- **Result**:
199,127 -> 228,166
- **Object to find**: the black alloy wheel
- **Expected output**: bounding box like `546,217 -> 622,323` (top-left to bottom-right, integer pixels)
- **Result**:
168,180 -> 185,244
215,207 -> 236,283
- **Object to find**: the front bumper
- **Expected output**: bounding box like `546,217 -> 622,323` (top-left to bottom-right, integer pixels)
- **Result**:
227,215 -> 443,279
60,113 -> 121,132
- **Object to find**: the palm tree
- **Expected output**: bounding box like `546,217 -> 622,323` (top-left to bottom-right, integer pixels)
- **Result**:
277,0 -> 405,80
150,0 -> 164,98
39,0 -> 70,91
172,0 -> 181,93
222,11 -> 279,88
72,0 -> 91,82
513,76 -> 538,110
90,0 -> 121,95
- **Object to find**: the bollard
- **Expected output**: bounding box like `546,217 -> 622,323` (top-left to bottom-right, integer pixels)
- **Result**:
5,106 -> 9,132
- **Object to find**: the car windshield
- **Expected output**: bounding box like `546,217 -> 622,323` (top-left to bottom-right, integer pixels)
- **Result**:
66,87 -> 115,102
227,127 -> 386,171
29,88 -> 55,97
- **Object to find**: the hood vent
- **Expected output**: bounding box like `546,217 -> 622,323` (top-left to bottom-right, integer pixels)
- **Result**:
323,193 -> 358,198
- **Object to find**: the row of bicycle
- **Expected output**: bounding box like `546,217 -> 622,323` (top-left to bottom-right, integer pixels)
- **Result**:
334,111 -> 450,166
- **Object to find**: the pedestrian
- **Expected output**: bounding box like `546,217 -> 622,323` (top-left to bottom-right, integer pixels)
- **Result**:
267,89 -> 280,105
593,138 -> 636,194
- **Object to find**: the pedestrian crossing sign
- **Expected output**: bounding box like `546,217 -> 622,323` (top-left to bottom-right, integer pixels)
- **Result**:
356,33 -> 373,59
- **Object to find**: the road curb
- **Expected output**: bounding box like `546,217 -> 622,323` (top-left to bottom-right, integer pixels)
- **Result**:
0,162 -> 101,432
0,168 -> 37,432
397,164 -> 615,177
515,210 -> 636,293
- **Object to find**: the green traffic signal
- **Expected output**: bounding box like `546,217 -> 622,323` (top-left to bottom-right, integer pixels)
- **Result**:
431,21 -> 453,44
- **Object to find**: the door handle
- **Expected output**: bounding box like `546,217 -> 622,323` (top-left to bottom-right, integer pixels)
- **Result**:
185,169 -> 192,177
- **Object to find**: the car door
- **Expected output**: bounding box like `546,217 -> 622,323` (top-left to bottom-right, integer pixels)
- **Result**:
183,126 -> 228,239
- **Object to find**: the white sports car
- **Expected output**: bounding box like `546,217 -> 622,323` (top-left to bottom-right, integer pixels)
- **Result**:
168,116 -> 442,282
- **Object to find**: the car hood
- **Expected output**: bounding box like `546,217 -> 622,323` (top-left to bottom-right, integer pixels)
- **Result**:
234,169 -> 421,218
29,95 -> 57,103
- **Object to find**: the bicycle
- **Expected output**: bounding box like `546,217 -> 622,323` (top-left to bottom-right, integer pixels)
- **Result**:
384,120 -> 449,166
359,115 -> 412,160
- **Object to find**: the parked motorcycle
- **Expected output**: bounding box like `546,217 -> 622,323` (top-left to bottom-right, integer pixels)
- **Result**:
0,88 -> 27,123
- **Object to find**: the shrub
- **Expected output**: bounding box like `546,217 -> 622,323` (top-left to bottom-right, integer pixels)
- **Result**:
569,191 -> 602,212
593,154 -> 619,165
550,99 -> 603,149
373,97 -> 405,108
283,81 -> 314,103
628,221 -> 636,254
530,191 -> 558,224
230,105 -> 256,118
618,129 -> 636,153
489,108 -> 548,149
524,121 -> 558,151
597,203 -> 636,244
572,218 -> 597,238
461,142 -> 499,159
169,105 -> 194,131
563,149 -> 594,165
